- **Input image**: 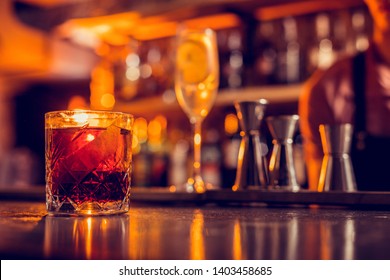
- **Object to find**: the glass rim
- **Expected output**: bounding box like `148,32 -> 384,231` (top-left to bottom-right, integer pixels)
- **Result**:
45,109 -> 133,119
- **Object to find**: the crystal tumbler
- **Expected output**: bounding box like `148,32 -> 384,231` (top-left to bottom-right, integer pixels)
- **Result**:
45,110 -> 134,216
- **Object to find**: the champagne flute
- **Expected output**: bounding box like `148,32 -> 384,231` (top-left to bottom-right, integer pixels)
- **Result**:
174,27 -> 219,193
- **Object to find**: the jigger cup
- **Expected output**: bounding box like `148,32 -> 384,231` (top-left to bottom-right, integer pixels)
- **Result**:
232,99 -> 269,191
318,123 -> 356,192
266,115 -> 300,191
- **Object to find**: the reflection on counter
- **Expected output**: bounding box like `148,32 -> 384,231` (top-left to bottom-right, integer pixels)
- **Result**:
1,201 -> 390,260
34,206 -> 390,260
44,215 -> 129,259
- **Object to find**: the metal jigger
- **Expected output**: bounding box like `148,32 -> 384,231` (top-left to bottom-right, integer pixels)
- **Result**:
266,115 -> 300,191
232,99 -> 269,191
318,124 -> 357,192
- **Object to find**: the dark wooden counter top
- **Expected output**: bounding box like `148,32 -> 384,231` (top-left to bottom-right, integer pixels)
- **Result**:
1,199 -> 390,260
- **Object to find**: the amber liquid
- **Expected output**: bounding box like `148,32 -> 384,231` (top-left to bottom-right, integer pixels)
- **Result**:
46,127 -> 132,212
175,73 -> 219,122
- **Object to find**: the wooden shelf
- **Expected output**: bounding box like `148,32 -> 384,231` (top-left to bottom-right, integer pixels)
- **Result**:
216,84 -> 302,106
114,83 -> 302,118
20,0 -> 364,33
48,0 -> 365,43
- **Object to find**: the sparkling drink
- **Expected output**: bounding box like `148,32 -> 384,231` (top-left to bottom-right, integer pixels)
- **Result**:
175,28 -> 219,123
45,110 -> 133,216
174,27 -> 219,193
175,73 -> 219,122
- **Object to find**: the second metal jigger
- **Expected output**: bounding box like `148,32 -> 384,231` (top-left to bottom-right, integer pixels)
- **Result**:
266,115 -> 300,191
233,99 -> 268,191
318,123 -> 357,192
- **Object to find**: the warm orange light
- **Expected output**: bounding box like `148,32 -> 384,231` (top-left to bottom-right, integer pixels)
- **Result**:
133,21 -> 178,41
133,13 -> 240,41
194,132 -> 201,145
90,61 -> 114,110
255,1 -> 361,21
68,95 -> 89,110
85,217 -> 92,259
187,178 -> 195,185
132,135 -> 141,154
100,93 -> 116,109
57,12 -> 140,47
134,117 -> 148,143
86,134 -> 95,142
148,118 -> 162,138
233,220 -> 243,260
200,109 -> 208,117
190,210 -> 205,260
224,113 -> 239,135
72,112 -> 88,124
200,90 -> 208,99
185,14 -> 241,31
155,115 -> 167,129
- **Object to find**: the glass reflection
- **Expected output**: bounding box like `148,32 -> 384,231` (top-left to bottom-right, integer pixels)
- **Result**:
319,218 -> 355,260
232,220 -> 242,260
128,210 -> 163,259
190,210 -> 205,260
41,207 -> 359,260
44,215 -> 129,259
239,215 -> 299,259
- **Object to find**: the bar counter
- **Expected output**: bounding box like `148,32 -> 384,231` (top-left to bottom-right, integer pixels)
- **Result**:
1,188 -> 390,260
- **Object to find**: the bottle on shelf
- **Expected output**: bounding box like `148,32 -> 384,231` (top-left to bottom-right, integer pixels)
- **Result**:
148,115 -> 170,187
218,28 -> 245,89
202,128 -> 222,189
276,16 -> 302,84
167,124 -> 191,189
220,112 -> 241,189
350,7 -> 371,53
131,117 -> 152,187
306,12 -> 336,75
252,20 -> 279,85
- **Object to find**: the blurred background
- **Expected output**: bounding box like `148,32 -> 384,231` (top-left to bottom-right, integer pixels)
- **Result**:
0,0 -> 371,189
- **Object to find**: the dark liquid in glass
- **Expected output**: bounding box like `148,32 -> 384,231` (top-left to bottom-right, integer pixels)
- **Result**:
46,126 -> 132,213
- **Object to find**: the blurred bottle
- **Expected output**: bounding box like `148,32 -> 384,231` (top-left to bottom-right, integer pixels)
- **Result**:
115,37 -> 173,102
221,112 -> 241,188
148,115 -> 170,187
168,127 -> 190,188
114,39 -> 140,101
253,21 -> 279,85
202,128 -> 222,189
140,38 -> 173,98
307,12 -> 336,75
350,7 -> 371,53
132,141 -> 153,187
276,16 -> 302,84
132,115 -> 171,187
218,28 -> 244,89
132,117 -> 152,187
332,10 -> 355,57
90,39 -> 140,110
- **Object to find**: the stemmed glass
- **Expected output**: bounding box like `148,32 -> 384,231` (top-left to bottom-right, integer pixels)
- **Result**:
174,27 -> 219,193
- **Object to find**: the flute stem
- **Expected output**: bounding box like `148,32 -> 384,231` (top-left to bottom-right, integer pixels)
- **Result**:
190,120 -> 205,193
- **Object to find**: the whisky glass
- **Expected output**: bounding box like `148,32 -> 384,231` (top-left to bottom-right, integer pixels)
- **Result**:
174,27 -> 219,193
45,110 -> 134,216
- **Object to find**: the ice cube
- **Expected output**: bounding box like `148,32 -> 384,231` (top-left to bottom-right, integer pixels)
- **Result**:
61,124 -> 121,177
